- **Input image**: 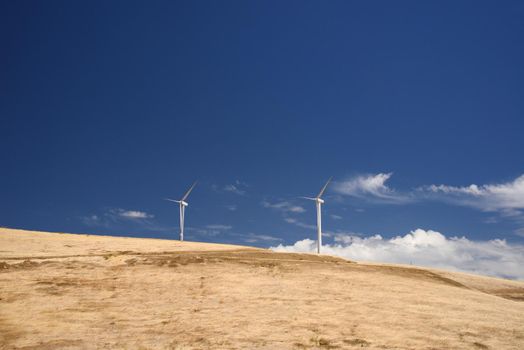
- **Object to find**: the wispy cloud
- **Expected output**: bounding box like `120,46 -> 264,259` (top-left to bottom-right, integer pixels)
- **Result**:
206,224 -> 232,230
418,174 -> 524,231
81,214 -> 105,227
333,173 -> 411,204
262,201 -> 306,213
225,204 -> 237,211
337,173 -> 524,212
330,214 -> 343,220
81,208 -> 156,229
223,184 -> 245,195
188,224 -> 233,237
262,199 -> 310,231
514,228 -> 524,237
219,180 -> 248,195
241,233 -> 283,244
420,175 -> 524,212
333,173 -> 524,234
271,229 -> 524,280
284,217 -> 316,230
117,209 -> 154,219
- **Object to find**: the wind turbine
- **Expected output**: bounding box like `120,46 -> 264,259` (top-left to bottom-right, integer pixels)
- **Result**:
165,181 -> 197,241
301,177 -> 332,254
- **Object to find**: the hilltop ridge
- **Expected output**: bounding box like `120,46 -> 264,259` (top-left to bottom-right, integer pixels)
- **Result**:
1,228 -> 523,349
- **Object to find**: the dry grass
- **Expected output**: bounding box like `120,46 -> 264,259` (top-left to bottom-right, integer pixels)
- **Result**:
1,227 -> 523,349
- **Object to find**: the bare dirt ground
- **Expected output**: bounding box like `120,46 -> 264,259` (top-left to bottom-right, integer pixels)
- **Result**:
1,228 -> 523,349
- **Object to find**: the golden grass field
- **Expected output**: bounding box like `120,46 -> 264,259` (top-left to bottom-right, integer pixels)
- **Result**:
1,227 -> 523,349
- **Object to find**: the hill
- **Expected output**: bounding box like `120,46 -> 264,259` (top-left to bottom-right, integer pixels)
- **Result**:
1,228 -> 523,349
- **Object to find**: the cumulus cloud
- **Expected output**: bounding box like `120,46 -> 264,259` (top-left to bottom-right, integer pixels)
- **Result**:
271,229 -> 524,280
422,175 -> 524,213
262,201 -> 306,213
333,173 -> 410,203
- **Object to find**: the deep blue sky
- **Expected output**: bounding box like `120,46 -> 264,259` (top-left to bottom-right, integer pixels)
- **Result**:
2,1 -> 523,247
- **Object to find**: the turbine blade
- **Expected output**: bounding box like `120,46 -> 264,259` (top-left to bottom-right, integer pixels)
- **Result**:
317,177 -> 332,198
300,196 -> 317,201
181,181 -> 198,201
164,198 -> 181,203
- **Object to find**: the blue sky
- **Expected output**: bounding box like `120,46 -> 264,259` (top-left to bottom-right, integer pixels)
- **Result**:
1,1 -> 524,276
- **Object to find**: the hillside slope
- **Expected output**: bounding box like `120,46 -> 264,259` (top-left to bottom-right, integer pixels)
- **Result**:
1,228 -> 523,349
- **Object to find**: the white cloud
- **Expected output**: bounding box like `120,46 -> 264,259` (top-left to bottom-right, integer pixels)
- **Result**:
206,224 -> 232,230
81,208 -> 155,228
212,180 -> 248,196
224,184 -> 246,195
225,204 -> 237,211
330,214 -> 343,220
271,229 -> 524,280
117,209 -> 154,219
263,200 -> 312,231
188,224 -> 232,237
242,233 -> 282,243
81,214 -> 105,227
514,228 -> 524,237
422,175 -> 524,212
483,217 -> 499,224
328,172 -> 524,213
330,231 -> 363,243
222,180 -> 248,195
333,173 -> 410,203
262,201 -> 306,213
333,173 -> 524,235
284,217 -> 316,230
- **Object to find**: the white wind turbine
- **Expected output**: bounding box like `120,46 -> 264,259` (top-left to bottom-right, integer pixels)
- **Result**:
165,181 -> 197,241
301,177 -> 332,254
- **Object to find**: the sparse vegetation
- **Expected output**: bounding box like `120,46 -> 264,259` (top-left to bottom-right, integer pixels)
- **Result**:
0,228 -> 523,349
343,338 -> 370,347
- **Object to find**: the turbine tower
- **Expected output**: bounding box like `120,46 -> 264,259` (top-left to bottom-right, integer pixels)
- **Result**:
301,177 -> 332,254
165,181 -> 197,241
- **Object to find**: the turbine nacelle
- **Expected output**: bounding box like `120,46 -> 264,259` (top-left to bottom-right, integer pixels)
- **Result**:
301,197 -> 325,204
181,201 -> 188,207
